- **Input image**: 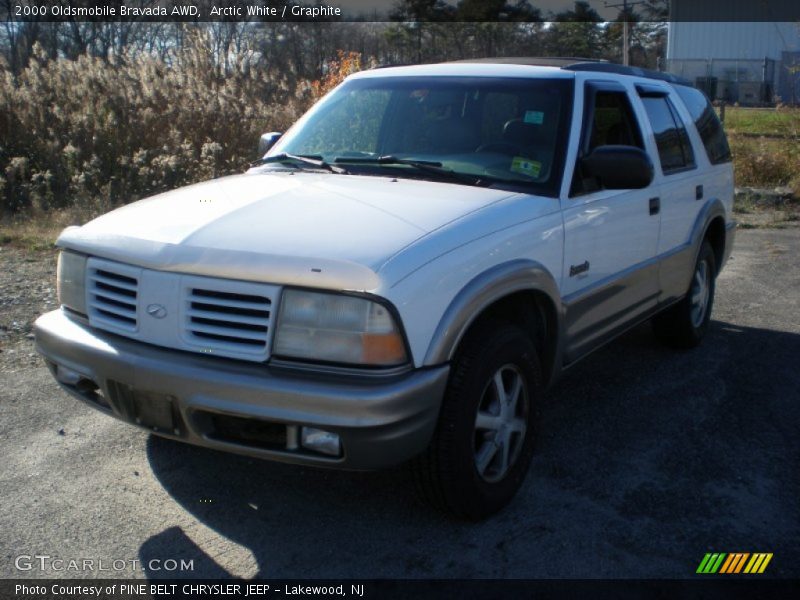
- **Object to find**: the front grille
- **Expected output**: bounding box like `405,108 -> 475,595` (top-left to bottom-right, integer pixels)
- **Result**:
87,263 -> 139,333
182,279 -> 274,360
84,258 -> 279,362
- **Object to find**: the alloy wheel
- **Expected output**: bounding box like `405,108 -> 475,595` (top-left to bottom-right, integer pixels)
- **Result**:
690,259 -> 711,328
473,364 -> 529,483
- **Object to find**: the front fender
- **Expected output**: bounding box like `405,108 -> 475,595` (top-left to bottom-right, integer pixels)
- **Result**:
422,259 -> 563,381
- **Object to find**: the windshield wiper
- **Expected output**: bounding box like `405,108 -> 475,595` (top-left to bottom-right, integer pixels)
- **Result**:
334,155 -> 488,186
252,153 -> 348,174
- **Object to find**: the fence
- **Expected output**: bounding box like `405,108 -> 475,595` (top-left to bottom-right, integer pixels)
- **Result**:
665,58 -> 778,105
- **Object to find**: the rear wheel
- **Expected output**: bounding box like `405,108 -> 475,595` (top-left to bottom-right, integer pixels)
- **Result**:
653,240 -> 717,348
412,321 -> 541,520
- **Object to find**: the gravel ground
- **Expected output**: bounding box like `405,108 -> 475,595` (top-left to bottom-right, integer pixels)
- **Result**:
0,228 -> 798,580
0,246 -> 59,372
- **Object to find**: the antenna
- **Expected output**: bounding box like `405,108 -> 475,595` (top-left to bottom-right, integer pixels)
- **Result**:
603,0 -> 646,66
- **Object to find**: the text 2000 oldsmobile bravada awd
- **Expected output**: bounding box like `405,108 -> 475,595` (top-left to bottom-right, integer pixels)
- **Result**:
36,59 -> 735,518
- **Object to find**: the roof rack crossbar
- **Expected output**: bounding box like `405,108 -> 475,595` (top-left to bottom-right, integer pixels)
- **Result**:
443,57 -> 693,87
448,57 -> 604,67
563,61 -> 693,86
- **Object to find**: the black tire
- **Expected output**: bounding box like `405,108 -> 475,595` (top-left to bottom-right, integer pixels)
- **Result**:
412,321 -> 542,520
652,240 -> 717,348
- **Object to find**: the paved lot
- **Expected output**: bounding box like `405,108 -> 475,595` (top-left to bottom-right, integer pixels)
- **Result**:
1,228 -> 798,579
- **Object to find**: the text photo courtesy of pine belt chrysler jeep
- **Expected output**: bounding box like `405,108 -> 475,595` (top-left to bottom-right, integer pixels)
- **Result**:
35,59 -> 735,519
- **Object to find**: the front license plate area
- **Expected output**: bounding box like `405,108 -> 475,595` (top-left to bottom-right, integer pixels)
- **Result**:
106,381 -> 179,434
133,391 -> 175,432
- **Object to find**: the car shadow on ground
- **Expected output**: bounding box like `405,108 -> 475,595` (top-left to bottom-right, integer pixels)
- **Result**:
140,319 -> 800,579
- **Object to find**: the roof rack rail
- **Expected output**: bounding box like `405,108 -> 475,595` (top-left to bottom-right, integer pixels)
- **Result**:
562,62 -> 693,85
391,57 -> 694,86
449,57 -> 605,67
371,62 -> 415,70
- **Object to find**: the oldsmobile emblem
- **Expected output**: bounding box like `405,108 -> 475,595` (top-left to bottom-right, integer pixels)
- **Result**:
146,304 -> 168,319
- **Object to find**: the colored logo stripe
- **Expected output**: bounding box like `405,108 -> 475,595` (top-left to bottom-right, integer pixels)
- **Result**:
697,553 -> 727,573
744,553 -> 773,574
697,552 -> 773,574
720,553 -> 749,573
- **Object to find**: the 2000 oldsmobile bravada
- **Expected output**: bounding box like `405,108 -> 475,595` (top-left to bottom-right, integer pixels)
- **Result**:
36,59 -> 735,518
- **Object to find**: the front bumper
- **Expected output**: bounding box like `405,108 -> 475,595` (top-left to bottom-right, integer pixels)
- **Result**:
34,310 -> 449,470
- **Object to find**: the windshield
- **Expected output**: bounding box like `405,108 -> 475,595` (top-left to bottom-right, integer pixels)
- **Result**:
269,75 -> 574,195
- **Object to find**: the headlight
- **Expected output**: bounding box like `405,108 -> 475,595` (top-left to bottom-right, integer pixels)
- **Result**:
273,289 -> 408,367
57,250 -> 87,314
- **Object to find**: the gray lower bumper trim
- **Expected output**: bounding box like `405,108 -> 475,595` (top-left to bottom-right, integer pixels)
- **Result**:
34,310 -> 449,470
722,221 -> 736,270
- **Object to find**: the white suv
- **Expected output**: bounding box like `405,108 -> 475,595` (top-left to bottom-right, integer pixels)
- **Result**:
36,59 -> 735,519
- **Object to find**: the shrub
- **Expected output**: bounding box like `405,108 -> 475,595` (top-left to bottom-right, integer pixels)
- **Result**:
0,34 -> 316,217
729,136 -> 799,191
310,50 -> 363,100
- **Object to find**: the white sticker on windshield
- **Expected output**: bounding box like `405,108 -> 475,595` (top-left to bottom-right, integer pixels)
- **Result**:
524,110 -> 544,125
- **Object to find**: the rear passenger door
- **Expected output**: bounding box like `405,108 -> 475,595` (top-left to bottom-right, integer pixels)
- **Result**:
561,81 -> 661,363
636,85 -> 703,303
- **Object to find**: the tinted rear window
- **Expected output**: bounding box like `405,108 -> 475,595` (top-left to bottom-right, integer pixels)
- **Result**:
675,86 -> 732,165
641,96 -> 695,173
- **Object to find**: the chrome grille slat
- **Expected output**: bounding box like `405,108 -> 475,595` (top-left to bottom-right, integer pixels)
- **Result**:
182,281 -> 274,360
87,262 -> 139,333
188,295 -> 270,311
92,301 -> 137,319
92,273 -> 138,292
91,289 -> 137,306
95,313 -> 136,326
187,308 -> 270,326
186,322 -> 268,341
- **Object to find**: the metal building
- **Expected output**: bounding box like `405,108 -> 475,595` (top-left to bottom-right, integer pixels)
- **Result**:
666,2 -> 800,104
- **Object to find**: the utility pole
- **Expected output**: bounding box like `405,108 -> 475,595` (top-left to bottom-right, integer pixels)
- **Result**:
604,0 -> 645,66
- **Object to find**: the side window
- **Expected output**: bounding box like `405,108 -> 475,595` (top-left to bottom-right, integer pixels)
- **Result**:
588,91 -> 644,150
640,95 -> 696,174
571,88 -> 644,196
675,86 -> 732,165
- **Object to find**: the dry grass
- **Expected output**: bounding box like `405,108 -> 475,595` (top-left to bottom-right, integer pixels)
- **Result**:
733,186 -> 800,230
729,136 -> 800,194
0,207 -> 97,251
0,35 -> 309,218
723,106 -> 800,137
722,107 -> 800,197
0,38 -> 369,222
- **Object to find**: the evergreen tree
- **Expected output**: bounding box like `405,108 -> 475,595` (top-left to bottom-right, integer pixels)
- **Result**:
544,1 -> 603,59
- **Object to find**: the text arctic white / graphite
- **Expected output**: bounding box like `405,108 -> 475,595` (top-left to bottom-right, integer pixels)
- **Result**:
216,4 -> 343,17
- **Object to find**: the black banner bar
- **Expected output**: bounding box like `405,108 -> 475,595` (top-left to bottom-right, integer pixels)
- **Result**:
3,0 -> 800,23
4,579 -> 800,600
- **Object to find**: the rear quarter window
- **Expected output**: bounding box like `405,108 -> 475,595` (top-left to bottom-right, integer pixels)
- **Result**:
641,95 -> 695,173
675,86 -> 732,165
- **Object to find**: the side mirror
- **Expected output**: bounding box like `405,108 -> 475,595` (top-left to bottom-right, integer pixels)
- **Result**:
580,145 -> 654,190
258,132 -> 283,157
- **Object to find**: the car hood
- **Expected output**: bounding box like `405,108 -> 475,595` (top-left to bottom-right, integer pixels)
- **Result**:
58,171 -> 517,290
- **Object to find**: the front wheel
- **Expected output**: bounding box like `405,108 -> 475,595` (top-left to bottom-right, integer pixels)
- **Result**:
653,240 -> 717,348
412,322 -> 541,520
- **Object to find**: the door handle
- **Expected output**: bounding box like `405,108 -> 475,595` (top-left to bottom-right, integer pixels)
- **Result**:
649,197 -> 660,216
696,185 -> 704,200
